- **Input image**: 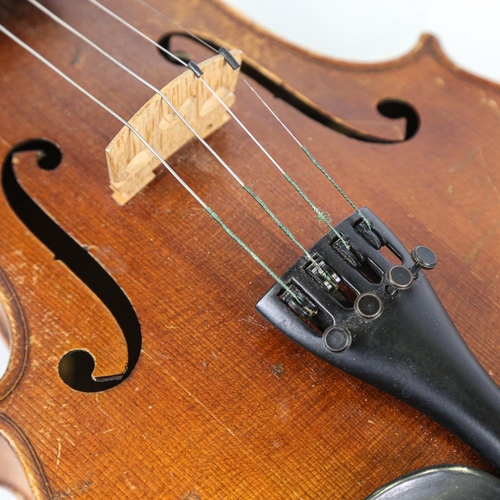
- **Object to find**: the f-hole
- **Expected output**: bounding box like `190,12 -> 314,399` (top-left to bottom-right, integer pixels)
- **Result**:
1,139 -> 141,393
156,32 -> 420,143
378,99 -> 420,140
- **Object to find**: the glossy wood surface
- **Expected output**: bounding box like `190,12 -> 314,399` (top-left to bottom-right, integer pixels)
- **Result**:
1,0 -> 500,498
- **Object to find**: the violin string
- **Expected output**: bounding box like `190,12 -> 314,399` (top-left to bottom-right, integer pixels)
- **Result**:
197,78 -> 351,246
132,0 -> 368,233
241,79 -> 371,229
28,0 -> 337,289
27,1 -> 250,181
86,0 -> 350,250
86,0 -> 190,69
135,0 -> 371,229
0,24 -> 300,303
134,0 -> 218,54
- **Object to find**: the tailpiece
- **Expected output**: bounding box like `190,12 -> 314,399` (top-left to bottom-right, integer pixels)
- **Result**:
257,208 -> 500,469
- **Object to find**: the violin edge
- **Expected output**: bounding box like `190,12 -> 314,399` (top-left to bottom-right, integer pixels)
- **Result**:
0,266 -> 28,402
0,413 -> 51,499
207,1 -> 500,90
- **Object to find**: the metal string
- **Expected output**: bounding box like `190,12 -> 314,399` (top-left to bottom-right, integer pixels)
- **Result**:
84,0 -> 350,250
45,0 -> 341,284
134,0 -> 219,54
242,79 -> 371,229
86,0 -> 190,69
135,0 -> 369,233
198,77 -> 351,247
0,24 -> 300,302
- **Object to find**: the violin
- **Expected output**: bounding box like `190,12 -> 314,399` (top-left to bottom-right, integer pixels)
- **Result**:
1,1 -> 500,498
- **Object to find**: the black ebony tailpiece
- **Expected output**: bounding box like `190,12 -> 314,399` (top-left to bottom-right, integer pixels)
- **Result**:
257,208 -> 500,469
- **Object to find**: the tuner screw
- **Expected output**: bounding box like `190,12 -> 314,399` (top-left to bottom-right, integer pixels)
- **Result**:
385,265 -> 414,295
410,246 -> 437,278
355,293 -> 383,320
323,326 -> 352,353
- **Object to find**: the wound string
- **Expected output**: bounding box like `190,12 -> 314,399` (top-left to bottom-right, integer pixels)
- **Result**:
242,79 -> 371,229
27,0 -> 336,285
85,0 -> 350,250
135,0 -> 218,54
86,0 -> 190,68
0,24 -> 300,303
76,0 -> 342,283
135,0 -> 368,234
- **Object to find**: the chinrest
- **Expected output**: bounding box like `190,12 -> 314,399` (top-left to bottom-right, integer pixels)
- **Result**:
365,465 -> 500,500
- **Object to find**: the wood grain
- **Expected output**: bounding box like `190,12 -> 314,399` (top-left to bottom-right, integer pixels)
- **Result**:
0,0 -> 500,498
106,50 -> 242,205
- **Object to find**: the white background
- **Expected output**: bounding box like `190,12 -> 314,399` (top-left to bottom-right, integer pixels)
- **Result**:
1,0 -> 500,497
223,0 -> 500,83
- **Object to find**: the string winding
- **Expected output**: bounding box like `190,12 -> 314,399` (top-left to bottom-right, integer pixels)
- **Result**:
242,79 -> 371,229
0,0 -> 371,297
0,24 -> 300,303
136,0 -> 368,233
85,0 -> 351,250
26,0 -> 338,284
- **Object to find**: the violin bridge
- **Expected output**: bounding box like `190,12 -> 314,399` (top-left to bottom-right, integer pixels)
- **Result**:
105,50 -> 243,205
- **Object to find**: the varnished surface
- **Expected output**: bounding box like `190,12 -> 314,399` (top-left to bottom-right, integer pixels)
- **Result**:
1,0 -> 500,498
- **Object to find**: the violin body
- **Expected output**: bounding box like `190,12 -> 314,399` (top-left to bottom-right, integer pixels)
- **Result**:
1,1 -> 500,498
